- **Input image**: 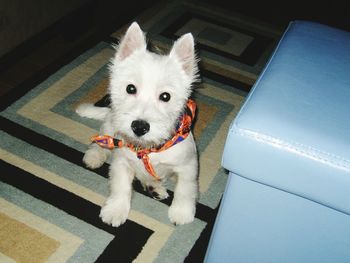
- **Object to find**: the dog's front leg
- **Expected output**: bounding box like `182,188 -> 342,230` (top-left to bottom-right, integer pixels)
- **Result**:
83,143 -> 110,169
168,158 -> 198,225
83,114 -> 114,169
100,158 -> 134,227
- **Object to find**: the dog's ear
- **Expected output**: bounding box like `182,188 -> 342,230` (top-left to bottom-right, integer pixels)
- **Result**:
170,33 -> 198,78
116,22 -> 146,61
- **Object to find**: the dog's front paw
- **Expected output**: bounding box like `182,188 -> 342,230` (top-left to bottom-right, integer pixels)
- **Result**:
168,202 -> 195,225
83,148 -> 106,169
100,198 -> 130,227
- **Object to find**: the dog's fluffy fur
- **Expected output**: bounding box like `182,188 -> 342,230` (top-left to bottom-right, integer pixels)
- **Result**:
76,22 -> 199,227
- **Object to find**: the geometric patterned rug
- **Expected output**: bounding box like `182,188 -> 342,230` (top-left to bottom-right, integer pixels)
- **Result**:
0,1 -> 281,262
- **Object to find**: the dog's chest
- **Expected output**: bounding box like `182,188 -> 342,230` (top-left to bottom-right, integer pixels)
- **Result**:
120,144 -> 190,180
114,133 -> 196,181
117,146 -> 182,181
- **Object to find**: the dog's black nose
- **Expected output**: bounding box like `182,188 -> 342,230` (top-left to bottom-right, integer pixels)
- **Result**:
131,120 -> 150,137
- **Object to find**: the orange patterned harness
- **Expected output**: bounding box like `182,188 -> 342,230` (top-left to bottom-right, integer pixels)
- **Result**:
90,99 -> 196,180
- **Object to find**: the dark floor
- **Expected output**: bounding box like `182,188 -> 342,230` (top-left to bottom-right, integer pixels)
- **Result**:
0,0 -> 349,100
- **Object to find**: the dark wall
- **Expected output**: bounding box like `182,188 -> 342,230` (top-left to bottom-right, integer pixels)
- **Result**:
205,0 -> 350,31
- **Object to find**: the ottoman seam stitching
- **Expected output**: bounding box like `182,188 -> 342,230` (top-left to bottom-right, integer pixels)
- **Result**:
233,127 -> 350,171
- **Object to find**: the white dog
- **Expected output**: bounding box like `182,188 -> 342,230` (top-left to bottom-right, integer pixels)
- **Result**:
76,22 -> 199,227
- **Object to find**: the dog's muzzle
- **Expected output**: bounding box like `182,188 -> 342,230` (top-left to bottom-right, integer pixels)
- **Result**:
131,120 -> 150,137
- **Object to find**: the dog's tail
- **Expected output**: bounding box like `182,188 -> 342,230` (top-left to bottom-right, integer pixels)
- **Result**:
75,103 -> 110,120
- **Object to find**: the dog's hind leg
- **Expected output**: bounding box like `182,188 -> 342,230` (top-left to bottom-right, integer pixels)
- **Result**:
144,181 -> 169,200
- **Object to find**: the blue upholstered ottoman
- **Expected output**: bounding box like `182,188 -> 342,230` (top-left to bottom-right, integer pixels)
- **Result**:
204,21 -> 350,263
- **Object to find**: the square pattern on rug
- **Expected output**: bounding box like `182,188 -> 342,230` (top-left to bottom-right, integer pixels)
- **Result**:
111,0 -> 283,86
1,41 -> 246,263
0,1 -> 282,262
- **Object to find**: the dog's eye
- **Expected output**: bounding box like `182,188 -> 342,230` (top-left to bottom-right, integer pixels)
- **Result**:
159,92 -> 171,102
126,84 -> 137,94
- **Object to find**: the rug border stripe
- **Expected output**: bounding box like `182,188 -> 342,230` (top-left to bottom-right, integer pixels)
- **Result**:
0,117 -> 216,221
0,160 -> 153,262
